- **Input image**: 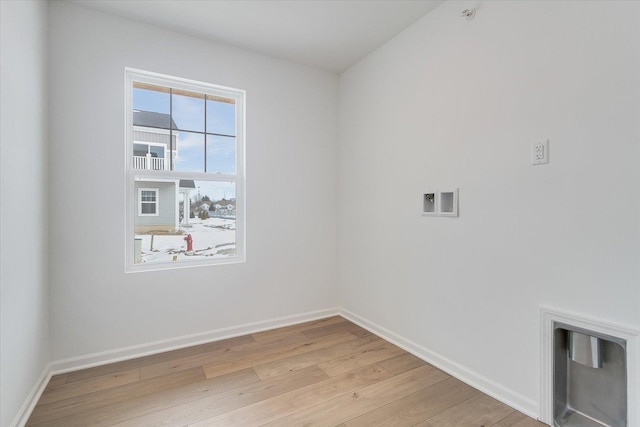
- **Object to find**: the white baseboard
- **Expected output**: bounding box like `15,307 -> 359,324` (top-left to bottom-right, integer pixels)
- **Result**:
339,308 -> 539,420
10,308 -> 340,427
12,306 -> 542,426
9,308 -> 339,426
10,363 -> 52,427
50,307 -> 340,374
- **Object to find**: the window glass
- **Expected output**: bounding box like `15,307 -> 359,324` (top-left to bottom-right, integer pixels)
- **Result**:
136,180 -> 237,264
133,84 -> 170,129
141,204 -> 156,214
134,143 -> 148,157
206,98 -> 236,136
139,189 -> 158,215
172,91 -> 205,132
206,135 -> 236,174
149,145 -> 164,158
174,131 -> 205,173
140,191 -> 156,201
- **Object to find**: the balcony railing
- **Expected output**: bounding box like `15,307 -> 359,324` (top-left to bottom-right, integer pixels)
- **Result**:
133,155 -> 165,171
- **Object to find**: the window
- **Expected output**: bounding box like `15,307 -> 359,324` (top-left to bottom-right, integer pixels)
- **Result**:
138,188 -> 159,215
125,69 -> 245,271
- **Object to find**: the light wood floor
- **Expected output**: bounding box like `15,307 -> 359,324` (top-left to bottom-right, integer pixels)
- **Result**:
27,316 -> 547,426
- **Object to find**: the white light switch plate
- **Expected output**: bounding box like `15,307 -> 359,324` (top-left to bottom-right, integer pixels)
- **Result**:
532,139 -> 549,165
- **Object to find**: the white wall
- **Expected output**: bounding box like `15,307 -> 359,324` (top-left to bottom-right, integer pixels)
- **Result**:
8,1 -> 638,423
339,0 -> 640,416
0,1 -> 50,426
48,2 -> 339,362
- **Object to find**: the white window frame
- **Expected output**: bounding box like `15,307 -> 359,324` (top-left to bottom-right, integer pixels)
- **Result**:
125,68 -> 246,272
138,188 -> 159,216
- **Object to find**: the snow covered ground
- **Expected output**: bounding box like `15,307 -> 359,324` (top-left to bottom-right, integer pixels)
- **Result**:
137,217 -> 236,264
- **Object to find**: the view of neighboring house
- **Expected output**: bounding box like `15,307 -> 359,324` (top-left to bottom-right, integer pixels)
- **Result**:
133,111 -> 194,233
211,198 -> 236,218
133,110 -> 176,171
191,197 -> 236,218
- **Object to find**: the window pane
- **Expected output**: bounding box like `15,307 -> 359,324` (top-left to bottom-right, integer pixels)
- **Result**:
141,203 -> 156,214
206,98 -> 236,136
149,145 -> 164,158
133,84 -> 171,129
133,84 -> 170,113
141,191 -> 156,202
135,180 -> 237,264
133,143 -> 148,156
172,92 -> 205,132
174,131 -> 205,173
206,135 -> 236,174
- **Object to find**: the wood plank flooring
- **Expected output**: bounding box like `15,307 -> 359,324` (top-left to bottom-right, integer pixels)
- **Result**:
27,317 -> 547,426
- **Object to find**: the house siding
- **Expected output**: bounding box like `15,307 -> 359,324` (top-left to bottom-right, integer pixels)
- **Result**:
134,181 -> 176,231
133,129 -> 175,145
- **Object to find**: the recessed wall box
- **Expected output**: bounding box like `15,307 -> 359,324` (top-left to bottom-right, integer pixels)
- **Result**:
438,189 -> 458,217
553,324 -> 627,427
422,192 -> 437,216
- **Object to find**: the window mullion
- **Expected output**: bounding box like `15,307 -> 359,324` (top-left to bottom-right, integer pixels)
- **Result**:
204,94 -> 207,173
169,88 -> 173,171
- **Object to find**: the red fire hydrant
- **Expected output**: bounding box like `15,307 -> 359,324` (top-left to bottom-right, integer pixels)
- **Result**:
184,233 -> 193,252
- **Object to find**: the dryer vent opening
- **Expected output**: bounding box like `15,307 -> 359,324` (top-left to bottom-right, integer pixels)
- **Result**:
553,323 -> 627,427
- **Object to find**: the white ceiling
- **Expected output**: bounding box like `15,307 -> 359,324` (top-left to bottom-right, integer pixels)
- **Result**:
71,0 -> 445,73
